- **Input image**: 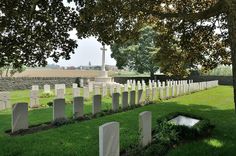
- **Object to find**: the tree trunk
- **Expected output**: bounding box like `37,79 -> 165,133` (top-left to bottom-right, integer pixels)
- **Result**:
5,67 -> 9,77
227,0 -> 236,113
150,71 -> 155,80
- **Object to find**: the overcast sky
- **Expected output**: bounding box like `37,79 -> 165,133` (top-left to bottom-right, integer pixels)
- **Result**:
47,36 -> 116,67
47,1 -> 117,67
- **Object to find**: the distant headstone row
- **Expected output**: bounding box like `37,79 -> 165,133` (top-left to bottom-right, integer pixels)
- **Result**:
99,111 -> 152,156
31,78 -> 85,91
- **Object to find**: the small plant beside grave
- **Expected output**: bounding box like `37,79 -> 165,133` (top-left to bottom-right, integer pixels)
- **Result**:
40,92 -> 54,98
46,101 -> 53,107
121,112 -> 214,156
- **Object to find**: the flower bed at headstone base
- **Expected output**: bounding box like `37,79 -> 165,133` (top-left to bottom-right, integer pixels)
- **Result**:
5,103 -> 151,136
121,112 -> 215,156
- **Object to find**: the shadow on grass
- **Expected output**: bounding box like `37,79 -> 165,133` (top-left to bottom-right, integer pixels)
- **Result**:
150,102 -> 236,156
0,100 -> 235,156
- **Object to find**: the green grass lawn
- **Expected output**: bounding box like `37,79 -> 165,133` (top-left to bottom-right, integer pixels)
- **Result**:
0,86 -> 235,156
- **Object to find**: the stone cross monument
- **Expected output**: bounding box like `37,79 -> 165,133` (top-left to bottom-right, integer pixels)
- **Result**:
94,44 -> 112,83
101,45 -> 107,71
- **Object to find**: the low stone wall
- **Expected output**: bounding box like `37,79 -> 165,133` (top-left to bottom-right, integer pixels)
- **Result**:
0,75 -> 231,91
188,76 -> 232,85
0,77 -> 92,91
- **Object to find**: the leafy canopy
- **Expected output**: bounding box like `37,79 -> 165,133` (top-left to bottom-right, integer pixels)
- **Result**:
0,0 -> 78,68
73,0 -> 231,76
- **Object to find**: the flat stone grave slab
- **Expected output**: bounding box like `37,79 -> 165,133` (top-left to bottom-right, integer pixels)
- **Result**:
169,115 -> 200,128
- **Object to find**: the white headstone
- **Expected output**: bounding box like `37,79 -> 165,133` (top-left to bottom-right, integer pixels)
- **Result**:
138,83 -> 142,90
44,84 -> 51,93
12,103 -> 28,132
158,81 -> 161,87
138,89 -> 143,104
127,80 -> 130,87
162,82 -> 165,87
80,79 -> 84,87
159,87 -> 164,100
166,86 -> 169,99
53,98 -> 66,121
116,85 -> 121,94
73,88 -> 80,97
149,83 -> 152,90
72,83 -> 78,88
142,83 -> 146,90
0,92 -> 10,110
99,122 -> 119,156
73,97 -> 84,118
56,89 -> 65,99
176,85 -> 180,96
130,90 -> 136,106
93,95 -> 101,114
89,82 -> 94,92
112,93 -> 120,111
102,84 -> 107,97
131,83 -> 136,91
139,111 -> 152,147
55,84 -> 66,95
171,85 -> 175,97
152,87 -> 157,101
32,85 -> 39,91
95,86 -> 101,95
30,90 -> 39,108
124,84 -> 128,92
83,87 -> 89,99
122,92 -> 128,109
146,89 -> 151,103
110,85 -> 114,96
154,82 -> 157,88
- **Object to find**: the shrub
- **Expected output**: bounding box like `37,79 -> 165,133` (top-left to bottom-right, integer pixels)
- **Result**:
40,103 -> 48,107
52,118 -> 69,126
65,100 -> 72,105
155,112 -> 214,140
47,102 -> 53,107
122,112 -> 214,156
153,120 -> 180,145
40,92 -> 54,98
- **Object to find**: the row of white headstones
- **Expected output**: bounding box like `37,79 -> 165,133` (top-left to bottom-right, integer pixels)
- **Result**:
1,80 -> 219,111
10,80 -> 219,134
100,80 -> 219,156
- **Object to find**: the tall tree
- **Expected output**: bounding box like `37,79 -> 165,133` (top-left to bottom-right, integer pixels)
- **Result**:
0,0 -> 78,69
2,0 -> 236,111
72,0 -> 236,112
111,26 -> 160,78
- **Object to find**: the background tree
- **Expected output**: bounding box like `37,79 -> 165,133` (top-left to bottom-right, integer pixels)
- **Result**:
111,26 -> 160,78
0,65 -> 26,77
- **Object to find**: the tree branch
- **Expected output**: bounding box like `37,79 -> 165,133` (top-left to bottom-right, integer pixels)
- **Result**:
150,0 -> 226,21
